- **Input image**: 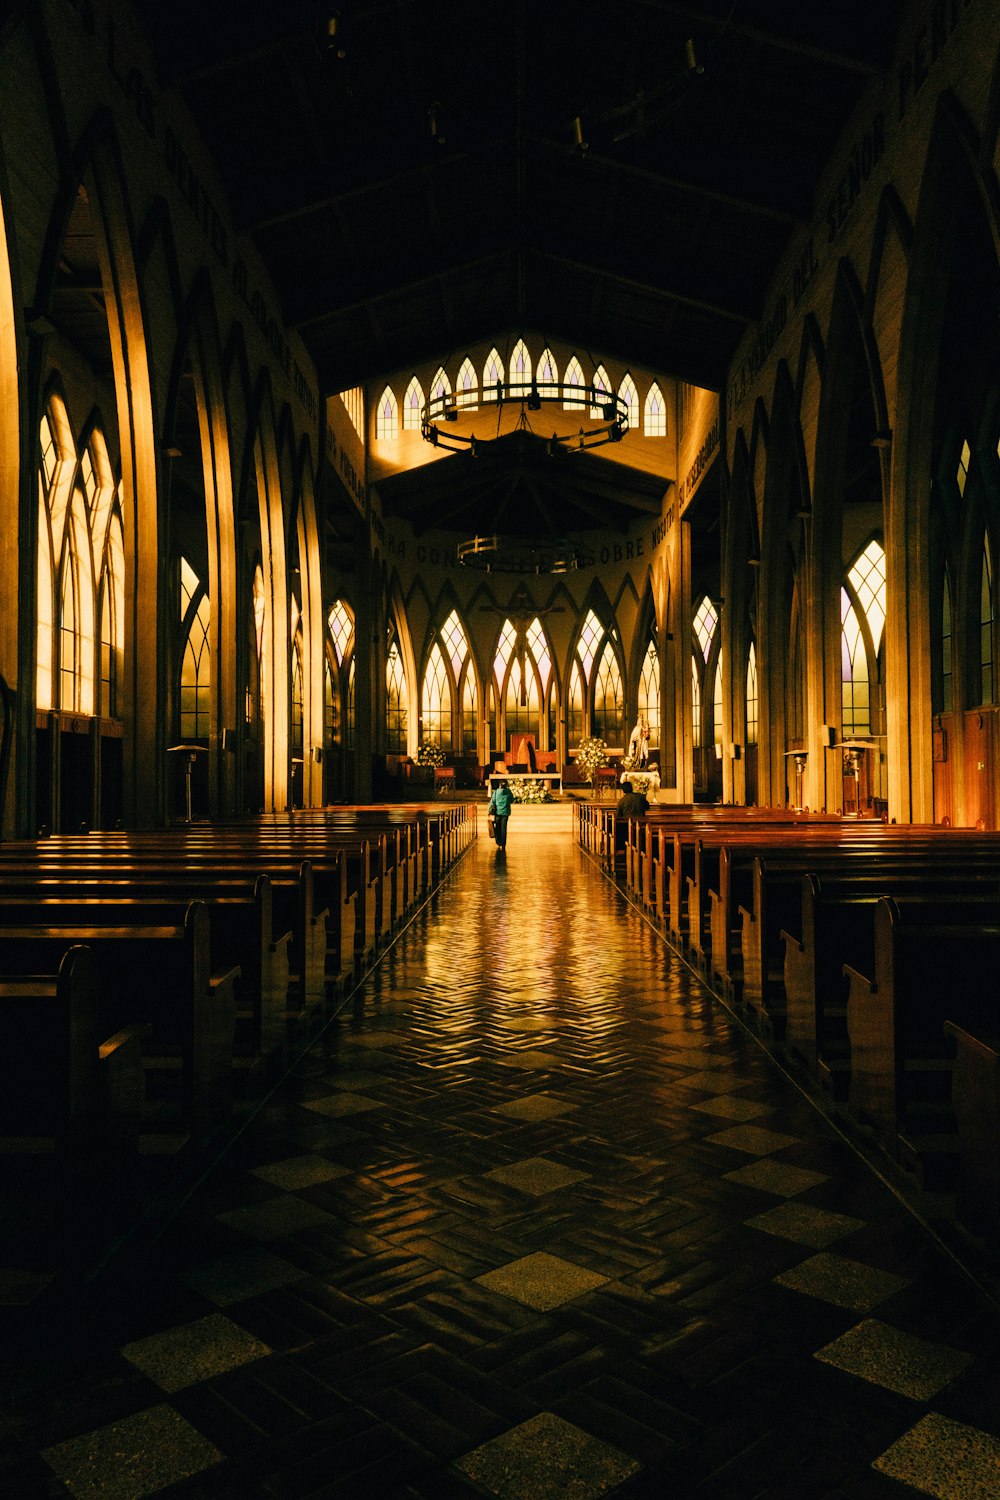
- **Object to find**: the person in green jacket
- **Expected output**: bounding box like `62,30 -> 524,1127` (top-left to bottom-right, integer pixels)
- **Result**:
488,779 -> 514,850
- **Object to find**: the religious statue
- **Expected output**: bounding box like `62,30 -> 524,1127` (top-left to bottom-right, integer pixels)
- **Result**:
627,714 -> 650,767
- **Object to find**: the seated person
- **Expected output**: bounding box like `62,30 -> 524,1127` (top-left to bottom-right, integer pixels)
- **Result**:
616,779 -> 649,819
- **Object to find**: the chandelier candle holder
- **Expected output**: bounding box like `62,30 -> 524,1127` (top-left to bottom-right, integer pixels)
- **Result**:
421,379 -> 630,456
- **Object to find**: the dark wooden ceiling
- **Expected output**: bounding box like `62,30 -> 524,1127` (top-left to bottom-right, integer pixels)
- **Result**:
137,0 -> 903,397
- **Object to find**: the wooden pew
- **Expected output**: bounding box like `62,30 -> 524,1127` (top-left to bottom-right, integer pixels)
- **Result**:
0,944 -> 146,1158
0,902 -> 238,1137
844,895 -> 1000,1188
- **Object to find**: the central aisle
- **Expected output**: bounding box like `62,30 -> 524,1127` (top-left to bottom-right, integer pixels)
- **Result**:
15,833 -> 1000,1499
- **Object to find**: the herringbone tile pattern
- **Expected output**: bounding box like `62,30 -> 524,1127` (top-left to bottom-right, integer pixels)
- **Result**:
4,834 -> 1000,1498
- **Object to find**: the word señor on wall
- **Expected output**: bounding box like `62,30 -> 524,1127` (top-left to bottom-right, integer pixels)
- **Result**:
64,0 -> 317,422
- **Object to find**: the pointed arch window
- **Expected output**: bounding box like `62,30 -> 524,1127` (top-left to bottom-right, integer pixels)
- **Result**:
430,366 -> 452,407
328,599 -> 355,665
422,641 -> 451,748
981,538 -> 994,705
638,638 -> 659,745
347,658 -> 356,748
509,339 -> 530,388
483,347 -> 504,401
713,656 -> 724,751
841,591 -> 870,736
957,438 -> 971,497
494,617 -> 517,686
848,540 -> 886,656
526,617 -> 552,695
618,373 -> 639,432
180,557 -> 211,740
577,608 -> 604,680
644,382 -> 666,437
456,356 -> 478,410
693,595 -> 718,661
592,639 -> 625,743
746,641 -> 758,745
290,602 -> 304,759
692,656 -> 702,749
375,385 -> 398,440
325,656 -> 341,746
568,660 -> 584,744
440,608 -> 470,680
563,355 -> 586,409
591,364 -> 612,418
99,505 -> 124,718
536,346 -> 558,389
403,376 -> 424,431
386,630 -> 408,754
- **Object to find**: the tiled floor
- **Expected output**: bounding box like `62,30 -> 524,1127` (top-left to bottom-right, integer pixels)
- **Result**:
4,830 -> 1000,1498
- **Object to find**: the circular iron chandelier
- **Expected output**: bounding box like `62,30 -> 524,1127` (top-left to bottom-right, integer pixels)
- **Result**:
421,379 -> 630,456
456,534 -> 588,574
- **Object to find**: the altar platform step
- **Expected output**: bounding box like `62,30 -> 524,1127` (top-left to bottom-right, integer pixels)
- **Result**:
486,801 -> 575,835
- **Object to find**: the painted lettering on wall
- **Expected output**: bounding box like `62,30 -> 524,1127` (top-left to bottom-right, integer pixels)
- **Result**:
679,419 -> 719,504
898,0 -> 975,120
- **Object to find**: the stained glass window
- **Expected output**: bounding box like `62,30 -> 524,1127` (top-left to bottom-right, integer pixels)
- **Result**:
692,656 -> 702,749
694,596 -> 718,661
638,639 -> 659,744
483,348 -> 504,401
957,438 -> 971,497
509,339 -> 530,388
494,617 -> 517,687
403,375 -> 424,431
386,636 -> 407,753
714,656 -> 724,750
536,346 -> 558,390
848,540 -> 886,656
440,608 -> 469,680
746,641 -> 758,745
577,608 -> 604,680
619,373 -> 639,432
375,385 -> 397,440
422,641 -> 450,747
592,640 -> 625,743
841,590 -> 870,735
456,357 -> 477,410
527,617 -> 552,695
180,558 -> 211,740
568,660 -> 584,743
644,381 -> 666,437
591,364 -> 612,418
563,355 -> 585,410
328,599 -> 354,665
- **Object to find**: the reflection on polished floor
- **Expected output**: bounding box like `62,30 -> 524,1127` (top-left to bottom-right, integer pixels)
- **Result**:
6,831 -> 1000,1498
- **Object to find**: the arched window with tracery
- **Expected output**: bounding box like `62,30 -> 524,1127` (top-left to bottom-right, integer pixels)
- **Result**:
422,641 -> 451,748
386,625 -> 408,754
563,355 -> 585,409
638,638 -> 660,746
746,641 -> 758,745
644,382 -> 666,437
619,372 -> 639,432
290,595 -> 304,761
713,656 -> 724,753
180,557 -> 211,740
591,364 -> 612,418
981,537 -> 994,706
568,661 -> 584,745
483,348 -> 504,401
327,597 -> 355,751
375,385 -> 398,440
439,607 -> 475,751
592,638 -> 625,744
509,339 -> 530,389
692,657 -> 702,748
430,366 -> 452,409
536,346 -> 558,390
841,539 -> 886,736
456,357 -> 477,410
494,615 -> 551,747
403,375 -> 424,431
